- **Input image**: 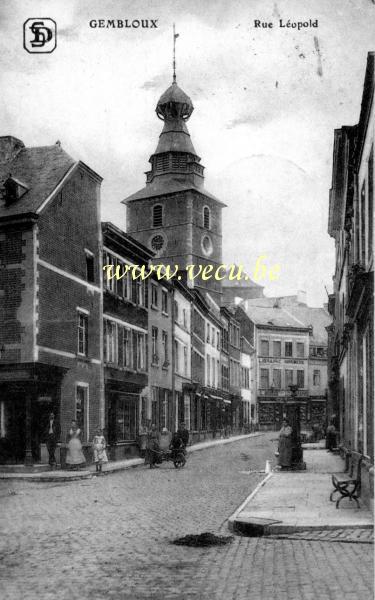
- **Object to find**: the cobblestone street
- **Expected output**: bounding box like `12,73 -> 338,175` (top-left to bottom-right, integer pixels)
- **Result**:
0,435 -> 373,600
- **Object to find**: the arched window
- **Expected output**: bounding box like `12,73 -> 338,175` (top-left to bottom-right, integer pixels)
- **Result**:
203,206 -> 210,230
153,204 -> 163,228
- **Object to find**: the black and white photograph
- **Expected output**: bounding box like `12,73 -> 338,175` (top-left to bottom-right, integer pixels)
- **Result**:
0,1 -> 373,599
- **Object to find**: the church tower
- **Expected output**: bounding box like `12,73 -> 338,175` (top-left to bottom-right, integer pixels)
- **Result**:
123,41 -> 225,304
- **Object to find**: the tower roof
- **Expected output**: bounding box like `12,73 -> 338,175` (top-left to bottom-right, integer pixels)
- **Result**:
154,118 -> 197,155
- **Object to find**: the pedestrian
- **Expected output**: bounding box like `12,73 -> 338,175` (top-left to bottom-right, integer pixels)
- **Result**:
146,423 -> 160,469
92,427 -> 108,474
278,419 -> 293,469
45,412 -> 61,468
177,422 -> 189,448
66,420 -> 86,470
159,426 -> 172,452
326,418 -> 337,451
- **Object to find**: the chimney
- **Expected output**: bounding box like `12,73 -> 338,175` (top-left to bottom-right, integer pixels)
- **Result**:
0,136 -> 25,168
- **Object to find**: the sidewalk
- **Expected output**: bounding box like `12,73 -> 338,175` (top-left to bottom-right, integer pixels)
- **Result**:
229,448 -> 373,536
0,432 -> 261,482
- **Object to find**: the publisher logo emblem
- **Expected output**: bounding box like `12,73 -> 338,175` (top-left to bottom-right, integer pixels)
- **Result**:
23,18 -> 57,53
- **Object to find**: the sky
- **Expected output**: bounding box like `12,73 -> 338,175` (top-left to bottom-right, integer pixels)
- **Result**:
0,0 -> 374,306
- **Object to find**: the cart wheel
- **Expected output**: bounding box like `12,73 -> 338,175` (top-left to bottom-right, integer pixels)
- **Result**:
173,453 -> 186,469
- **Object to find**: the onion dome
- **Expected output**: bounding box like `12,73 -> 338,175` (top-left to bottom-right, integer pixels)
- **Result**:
156,82 -> 194,121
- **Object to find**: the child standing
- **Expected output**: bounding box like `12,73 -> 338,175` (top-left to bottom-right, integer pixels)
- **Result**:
92,427 -> 108,474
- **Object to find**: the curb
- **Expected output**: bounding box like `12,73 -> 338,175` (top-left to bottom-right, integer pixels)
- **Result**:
0,432 -> 262,482
228,472 -> 273,534
228,470 -> 374,537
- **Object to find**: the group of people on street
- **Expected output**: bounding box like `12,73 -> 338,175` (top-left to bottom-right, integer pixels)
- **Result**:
45,413 -> 108,473
146,422 -> 189,468
277,415 -> 338,469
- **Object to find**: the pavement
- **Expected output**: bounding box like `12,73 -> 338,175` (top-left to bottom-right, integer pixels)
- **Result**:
1,433 -> 373,600
229,448 -> 374,537
0,432 -> 261,481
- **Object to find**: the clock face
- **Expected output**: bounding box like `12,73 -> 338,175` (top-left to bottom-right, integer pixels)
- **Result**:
150,234 -> 165,252
201,234 -> 213,257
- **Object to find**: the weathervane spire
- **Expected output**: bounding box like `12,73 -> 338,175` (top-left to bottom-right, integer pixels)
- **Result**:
173,24 -> 179,84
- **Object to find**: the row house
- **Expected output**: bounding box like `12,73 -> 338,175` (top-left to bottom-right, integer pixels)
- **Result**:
102,223 -> 151,458
235,299 -> 329,432
327,52 -> 374,507
240,336 -> 256,427
148,275 -> 173,433
0,137 -> 103,465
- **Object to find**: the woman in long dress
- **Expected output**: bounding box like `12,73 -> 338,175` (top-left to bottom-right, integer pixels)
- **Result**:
278,419 -> 293,469
66,420 -> 86,469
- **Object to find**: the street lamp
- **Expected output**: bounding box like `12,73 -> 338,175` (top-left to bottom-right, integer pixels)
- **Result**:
288,384 -> 306,470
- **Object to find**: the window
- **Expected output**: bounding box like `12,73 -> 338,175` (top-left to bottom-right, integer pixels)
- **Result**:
184,346 -> 188,376
260,368 -> 269,389
217,331 -> 220,349
297,370 -> 305,388
273,341 -> 281,357
133,278 -> 145,307
217,360 -> 220,388
183,308 -> 188,329
206,323 -> 210,343
135,332 -> 147,371
78,312 -> 88,356
85,251 -> 94,283
184,394 -> 191,430
104,319 -> 116,363
153,204 -> 163,227
175,340 -> 180,373
212,356 -> 215,387
207,356 -> 211,385
115,395 -> 138,441
285,342 -> 293,357
260,340 -> 269,356
162,289 -> 168,314
221,365 -> 229,390
161,331 -> 168,366
160,390 -> 169,429
285,369 -> 293,387
152,327 -> 158,364
241,367 -> 250,389
316,347 -> 325,357
76,385 -> 88,442
272,369 -> 281,389
174,300 -> 179,321
296,343 -> 304,358
151,284 -> 158,308
313,370 -> 321,386
203,206 -> 210,229
122,327 -> 131,368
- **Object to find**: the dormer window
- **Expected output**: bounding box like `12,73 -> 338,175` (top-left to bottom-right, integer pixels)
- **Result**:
3,176 -> 29,205
203,206 -> 210,230
153,204 -> 163,228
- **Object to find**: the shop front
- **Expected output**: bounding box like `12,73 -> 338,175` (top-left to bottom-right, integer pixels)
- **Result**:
0,363 -> 65,466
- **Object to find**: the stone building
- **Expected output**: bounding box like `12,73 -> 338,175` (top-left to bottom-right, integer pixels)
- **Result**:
123,75 -> 226,305
102,222 -> 151,459
327,52 -> 374,505
0,137 -> 103,464
235,297 -> 330,432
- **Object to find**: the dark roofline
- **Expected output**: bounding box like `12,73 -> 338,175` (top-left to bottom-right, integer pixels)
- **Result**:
354,52 -> 374,170
78,160 -> 103,183
102,221 -> 154,263
122,187 -> 226,207
0,212 -> 38,226
255,323 -> 311,333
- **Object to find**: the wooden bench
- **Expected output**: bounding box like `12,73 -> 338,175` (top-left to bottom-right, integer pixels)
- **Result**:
330,451 -> 363,508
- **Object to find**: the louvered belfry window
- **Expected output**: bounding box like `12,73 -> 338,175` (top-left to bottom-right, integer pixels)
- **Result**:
203,206 -> 210,229
153,204 -> 163,227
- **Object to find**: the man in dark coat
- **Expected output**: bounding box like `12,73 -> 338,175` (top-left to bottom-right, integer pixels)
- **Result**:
46,412 -> 61,467
177,422 -> 189,448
